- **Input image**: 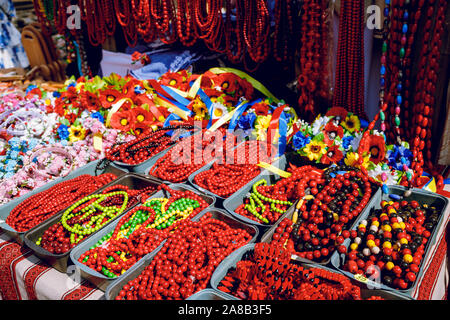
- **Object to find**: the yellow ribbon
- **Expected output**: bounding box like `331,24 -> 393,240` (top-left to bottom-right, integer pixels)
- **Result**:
257,161 -> 291,178
105,98 -> 133,127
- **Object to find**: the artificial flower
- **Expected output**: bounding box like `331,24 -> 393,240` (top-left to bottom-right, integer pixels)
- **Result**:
99,89 -> 122,109
191,98 -> 208,121
323,122 -> 344,146
344,152 -> 370,168
110,110 -> 133,132
303,140 -> 327,161
236,77 -> 254,100
311,116 -> 330,135
212,73 -> 238,95
160,72 -> 189,91
320,145 -> 344,164
341,135 -> 354,151
292,131 -> 311,151
341,114 -> 361,133
252,102 -> 270,116
132,107 -> 154,124
79,90 -> 101,112
386,144 -> 413,171
325,107 -> 348,120
253,115 -> 272,141
211,102 -> 228,120
359,134 -> 386,164
132,122 -> 153,137
68,125 -> 87,142
91,112 -> 105,124
57,124 -> 70,140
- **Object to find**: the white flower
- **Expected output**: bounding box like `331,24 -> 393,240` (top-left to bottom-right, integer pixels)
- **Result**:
211,102 -> 228,120
350,132 -> 363,152
311,116 -> 330,135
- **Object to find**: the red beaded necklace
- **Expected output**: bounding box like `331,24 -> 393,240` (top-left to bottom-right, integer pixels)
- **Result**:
6,174 -> 117,232
332,0 -> 366,119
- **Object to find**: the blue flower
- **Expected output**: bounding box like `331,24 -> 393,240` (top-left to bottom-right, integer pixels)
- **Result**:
57,124 -> 70,140
237,113 -> 256,130
91,112 -> 105,123
26,85 -> 38,94
9,150 -> 19,160
292,131 -> 311,151
387,145 -> 413,170
53,91 -> 61,98
342,135 -> 354,150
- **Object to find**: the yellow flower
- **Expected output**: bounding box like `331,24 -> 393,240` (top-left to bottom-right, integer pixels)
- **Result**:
344,152 -> 370,168
192,98 -> 208,121
253,115 -> 272,141
342,114 -> 361,133
68,125 -> 87,142
303,140 -> 327,161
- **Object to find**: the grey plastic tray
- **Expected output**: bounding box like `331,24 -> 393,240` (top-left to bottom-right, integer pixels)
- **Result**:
259,186 -> 380,266
104,209 -> 258,299
222,156 -> 293,228
69,190 -> 221,291
210,243 -> 411,300
0,160 -> 128,244
22,173 -> 162,273
329,185 -> 449,299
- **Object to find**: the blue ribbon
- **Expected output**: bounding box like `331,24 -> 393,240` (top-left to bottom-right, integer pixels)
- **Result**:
277,111 -> 288,156
196,88 -> 215,129
159,85 -> 193,117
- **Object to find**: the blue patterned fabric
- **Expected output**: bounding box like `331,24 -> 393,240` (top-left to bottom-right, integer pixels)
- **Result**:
0,0 -> 29,69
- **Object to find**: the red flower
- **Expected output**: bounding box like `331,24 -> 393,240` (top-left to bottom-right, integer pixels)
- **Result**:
132,107 -> 155,124
110,110 -> 133,132
80,91 -> 101,112
237,77 -> 254,100
160,72 -> 188,91
252,102 -> 270,116
122,79 -> 141,100
326,107 -> 349,120
202,88 -> 223,100
64,112 -> 78,124
60,86 -> 78,105
359,134 -> 386,164
131,51 -> 142,62
323,122 -> 344,146
99,89 -> 122,109
320,145 -> 344,165
212,73 -> 238,95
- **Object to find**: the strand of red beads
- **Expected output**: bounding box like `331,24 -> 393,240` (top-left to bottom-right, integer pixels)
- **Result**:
104,125 -> 196,166
193,141 -> 272,198
36,184 -> 156,254
217,243 -> 383,300
149,128 -> 232,183
115,212 -> 253,300
6,173 -> 117,232
270,165 -> 377,263
340,198 -> 440,290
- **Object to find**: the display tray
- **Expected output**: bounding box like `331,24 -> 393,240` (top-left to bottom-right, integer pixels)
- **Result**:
69,196 -> 223,292
210,243 -> 412,300
329,185 -> 449,299
104,208 -> 257,300
259,185 -> 380,266
115,128 -> 201,174
222,155 -> 292,228
0,160 -> 128,245
187,140 -> 258,203
22,173 -> 162,273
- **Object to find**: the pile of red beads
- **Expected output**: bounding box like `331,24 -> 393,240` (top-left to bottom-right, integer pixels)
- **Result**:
193,141 -> 273,198
102,124 -> 196,166
148,128 -> 235,183
78,184 -> 209,278
36,184 -> 156,254
235,165 -> 323,224
6,173 -> 117,232
115,212 -> 253,300
340,198 -> 440,290
269,165 -> 377,262
217,243 -> 383,300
